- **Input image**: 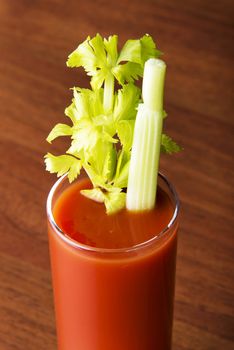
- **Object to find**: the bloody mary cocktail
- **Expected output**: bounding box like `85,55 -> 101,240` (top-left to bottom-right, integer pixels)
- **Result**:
47,173 -> 179,350
45,34 -> 182,350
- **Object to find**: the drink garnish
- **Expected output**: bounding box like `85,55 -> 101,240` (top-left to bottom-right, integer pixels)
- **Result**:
45,34 -> 181,214
127,59 -> 166,211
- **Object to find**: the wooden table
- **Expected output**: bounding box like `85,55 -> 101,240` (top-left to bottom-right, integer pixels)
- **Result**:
0,1 -> 233,349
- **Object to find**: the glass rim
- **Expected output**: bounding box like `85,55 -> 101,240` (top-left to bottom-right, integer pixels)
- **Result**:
46,173 -> 180,254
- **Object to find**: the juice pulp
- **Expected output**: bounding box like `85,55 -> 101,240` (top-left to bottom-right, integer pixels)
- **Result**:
48,177 -> 178,350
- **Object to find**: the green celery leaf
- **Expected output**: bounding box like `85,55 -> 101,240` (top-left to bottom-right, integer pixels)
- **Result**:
113,148 -> 131,188
113,84 -> 140,121
114,149 -> 130,181
117,39 -> 142,64
93,113 -> 115,137
112,62 -> 142,85
104,35 -> 118,65
116,120 -> 135,151
69,125 -> 117,155
67,88 -> 117,155
67,34 -> 109,90
81,185 -> 126,214
46,123 -> 73,143
65,102 -> 79,124
85,140 -> 117,182
80,188 -> 105,203
140,34 -> 161,62
161,134 -> 183,154
85,140 -> 108,176
113,160 -> 130,188
44,153 -> 81,182
114,34 -> 161,85
102,145 -> 117,182
104,191 -> 126,214
72,88 -> 91,121
69,121 -> 100,153
67,161 -> 82,182
73,87 -> 104,122
117,34 -> 158,65
84,164 -> 110,190
67,35 -> 98,72
90,69 -> 107,90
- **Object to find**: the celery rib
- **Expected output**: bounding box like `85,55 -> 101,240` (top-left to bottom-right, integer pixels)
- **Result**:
126,59 -> 166,211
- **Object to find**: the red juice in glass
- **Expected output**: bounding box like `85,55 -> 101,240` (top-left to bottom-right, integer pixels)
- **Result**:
47,173 -> 179,350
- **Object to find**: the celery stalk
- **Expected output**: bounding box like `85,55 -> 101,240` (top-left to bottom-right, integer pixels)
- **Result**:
126,58 -> 166,211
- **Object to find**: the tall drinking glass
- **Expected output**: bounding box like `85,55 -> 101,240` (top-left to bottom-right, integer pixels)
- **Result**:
47,173 -> 180,350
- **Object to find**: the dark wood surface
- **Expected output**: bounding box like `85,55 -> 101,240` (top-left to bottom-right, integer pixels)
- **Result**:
0,0 -> 233,349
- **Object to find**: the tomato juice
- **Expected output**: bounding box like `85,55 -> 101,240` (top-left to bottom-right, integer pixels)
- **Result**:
47,174 -> 179,350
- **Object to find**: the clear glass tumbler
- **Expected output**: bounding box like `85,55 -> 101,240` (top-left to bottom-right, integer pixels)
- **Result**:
47,173 -> 180,350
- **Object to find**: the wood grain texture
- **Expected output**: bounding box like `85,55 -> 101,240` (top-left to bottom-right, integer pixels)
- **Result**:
0,0 -> 233,349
